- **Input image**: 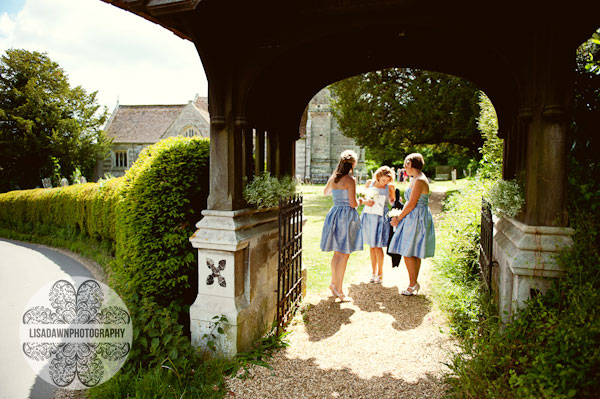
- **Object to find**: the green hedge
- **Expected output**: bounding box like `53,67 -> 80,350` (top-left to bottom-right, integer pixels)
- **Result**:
0,178 -> 121,243
112,136 -> 210,308
0,136 -> 210,310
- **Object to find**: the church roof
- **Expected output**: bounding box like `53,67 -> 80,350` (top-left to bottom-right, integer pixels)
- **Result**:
105,97 -> 209,144
105,104 -> 185,143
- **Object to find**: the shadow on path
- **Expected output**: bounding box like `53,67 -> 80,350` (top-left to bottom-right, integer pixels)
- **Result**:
347,282 -> 431,331
303,282 -> 431,342
227,353 -> 447,399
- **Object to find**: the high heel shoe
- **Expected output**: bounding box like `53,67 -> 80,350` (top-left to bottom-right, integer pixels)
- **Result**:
376,275 -> 383,284
329,283 -> 337,297
401,283 -> 420,296
369,274 -> 378,283
330,284 -> 352,302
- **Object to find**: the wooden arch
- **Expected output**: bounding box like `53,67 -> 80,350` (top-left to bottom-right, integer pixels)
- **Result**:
104,0 -> 598,225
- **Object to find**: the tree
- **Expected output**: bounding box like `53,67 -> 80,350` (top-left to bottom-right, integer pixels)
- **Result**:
476,92 -> 503,181
0,49 -> 110,192
329,68 -> 482,167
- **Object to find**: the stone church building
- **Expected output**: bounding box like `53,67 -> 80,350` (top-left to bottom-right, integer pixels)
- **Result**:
98,89 -> 365,181
97,96 -> 211,178
295,88 -> 367,183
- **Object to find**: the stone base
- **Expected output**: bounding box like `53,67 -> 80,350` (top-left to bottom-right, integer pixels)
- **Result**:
493,216 -> 574,323
189,208 -> 280,358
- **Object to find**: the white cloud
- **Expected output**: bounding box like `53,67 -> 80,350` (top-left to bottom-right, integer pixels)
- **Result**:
0,0 -> 208,111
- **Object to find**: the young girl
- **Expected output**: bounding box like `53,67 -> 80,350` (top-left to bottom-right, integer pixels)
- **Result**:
320,150 -> 363,302
360,166 -> 395,283
388,153 -> 435,295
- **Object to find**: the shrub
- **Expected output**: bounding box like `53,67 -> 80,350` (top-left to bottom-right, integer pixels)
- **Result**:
113,136 -> 210,308
431,180 -> 485,337
486,179 -> 525,218
243,172 -> 297,209
445,210 -> 600,398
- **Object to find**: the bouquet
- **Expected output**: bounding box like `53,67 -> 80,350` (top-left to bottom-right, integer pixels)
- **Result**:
357,187 -> 379,202
388,208 -> 402,218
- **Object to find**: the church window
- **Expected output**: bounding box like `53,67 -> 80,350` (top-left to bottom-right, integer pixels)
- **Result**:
183,126 -> 200,137
114,151 -> 127,168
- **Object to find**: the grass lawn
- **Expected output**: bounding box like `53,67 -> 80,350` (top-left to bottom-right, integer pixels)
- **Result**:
299,178 -> 470,296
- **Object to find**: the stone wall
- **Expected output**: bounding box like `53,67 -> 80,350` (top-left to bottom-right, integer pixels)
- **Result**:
100,143 -> 151,178
296,88 -> 366,183
163,102 -> 210,139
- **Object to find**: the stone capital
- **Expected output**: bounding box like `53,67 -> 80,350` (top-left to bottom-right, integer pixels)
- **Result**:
189,208 -> 279,251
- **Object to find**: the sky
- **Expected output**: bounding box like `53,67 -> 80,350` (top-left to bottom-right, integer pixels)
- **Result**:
0,0 -> 209,113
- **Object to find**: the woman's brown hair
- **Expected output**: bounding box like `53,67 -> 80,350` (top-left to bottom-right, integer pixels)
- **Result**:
334,150 -> 358,183
405,153 -> 424,171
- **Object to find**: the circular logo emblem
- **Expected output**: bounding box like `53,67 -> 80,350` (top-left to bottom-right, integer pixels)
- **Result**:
19,277 -> 132,389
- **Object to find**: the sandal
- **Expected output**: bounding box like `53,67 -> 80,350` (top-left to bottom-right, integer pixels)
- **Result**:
401,283 -> 420,296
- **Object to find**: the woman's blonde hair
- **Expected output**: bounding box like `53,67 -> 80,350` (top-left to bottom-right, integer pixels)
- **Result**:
374,165 -> 395,182
404,153 -> 425,170
333,150 -> 358,183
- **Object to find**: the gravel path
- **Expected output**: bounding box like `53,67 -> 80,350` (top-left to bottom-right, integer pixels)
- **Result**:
226,187 -> 456,399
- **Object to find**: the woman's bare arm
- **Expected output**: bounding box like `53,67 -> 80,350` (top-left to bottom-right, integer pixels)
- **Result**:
324,175 -> 335,196
390,180 -> 425,226
347,176 -> 358,208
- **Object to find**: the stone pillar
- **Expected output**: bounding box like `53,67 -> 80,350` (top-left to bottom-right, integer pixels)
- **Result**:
189,207 -> 280,358
493,30 -> 575,322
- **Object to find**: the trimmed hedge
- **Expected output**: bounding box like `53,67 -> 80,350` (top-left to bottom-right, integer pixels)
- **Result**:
113,136 -> 210,308
0,178 -> 121,243
0,136 -> 211,311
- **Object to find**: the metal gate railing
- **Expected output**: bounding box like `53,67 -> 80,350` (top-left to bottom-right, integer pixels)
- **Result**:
479,197 -> 497,290
277,194 -> 303,334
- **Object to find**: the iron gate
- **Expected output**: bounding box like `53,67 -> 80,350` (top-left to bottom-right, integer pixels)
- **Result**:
479,197 -> 496,290
277,194 -> 303,333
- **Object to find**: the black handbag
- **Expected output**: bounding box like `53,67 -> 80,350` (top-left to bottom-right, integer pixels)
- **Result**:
387,188 -> 403,267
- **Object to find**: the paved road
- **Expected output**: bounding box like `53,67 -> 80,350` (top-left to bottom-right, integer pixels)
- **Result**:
0,238 -> 94,399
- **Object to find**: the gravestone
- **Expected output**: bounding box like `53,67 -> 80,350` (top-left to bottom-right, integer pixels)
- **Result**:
435,165 -> 453,181
60,178 -> 69,187
41,178 -> 52,188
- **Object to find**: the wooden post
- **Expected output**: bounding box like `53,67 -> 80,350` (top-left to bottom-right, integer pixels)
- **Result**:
255,129 -> 265,176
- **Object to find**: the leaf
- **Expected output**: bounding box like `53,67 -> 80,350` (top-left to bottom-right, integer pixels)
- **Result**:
150,337 -> 160,352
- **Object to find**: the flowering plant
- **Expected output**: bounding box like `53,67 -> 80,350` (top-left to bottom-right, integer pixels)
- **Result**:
486,179 -> 525,218
388,208 -> 402,218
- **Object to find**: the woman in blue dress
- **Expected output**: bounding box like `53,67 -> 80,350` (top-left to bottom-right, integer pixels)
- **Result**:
388,153 -> 435,295
360,166 -> 395,284
321,150 -> 362,302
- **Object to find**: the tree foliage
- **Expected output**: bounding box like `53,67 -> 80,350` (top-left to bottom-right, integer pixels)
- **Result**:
476,92 -> 503,180
570,28 -> 600,210
0,48 -> 110,192
329,68 -> 482,166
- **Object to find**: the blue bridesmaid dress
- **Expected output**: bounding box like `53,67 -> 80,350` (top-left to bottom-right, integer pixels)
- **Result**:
320,189 -> 363,253
388,186 -> 435,258
360,183 -> 390,248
